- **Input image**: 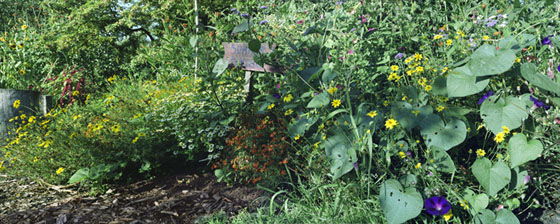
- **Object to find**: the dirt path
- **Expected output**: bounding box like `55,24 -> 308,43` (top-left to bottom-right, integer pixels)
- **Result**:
0,173 -> 265,223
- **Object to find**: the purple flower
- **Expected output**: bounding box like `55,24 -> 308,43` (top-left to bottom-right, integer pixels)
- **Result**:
394,53 -> 404,59
557,64 -> 560,72
259,20 -> 268,25
424,196 -> 451,216
542,35 -> 553,45
530,96 -> 550,110
241,13 -> 249,17
524,175 -> 531,184
336,84 -> 343,90
478,91 -> 494,105
260,6 -> 267,9
486,20 -> 498,27
336,1 -> 344,5
231,8 -> 239,14
350,28 -> 356,32
353,162 -> 358,170
273,93 -> 281,99
296,20 -> 304,24
367,27 -> 375,32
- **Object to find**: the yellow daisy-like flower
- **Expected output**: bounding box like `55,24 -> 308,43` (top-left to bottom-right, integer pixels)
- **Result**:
413,53 -> 423,61
56,167 -> 64,175
111,124 -> 121,133
483,35 -> 489,41
502,126 -> 510,134
294,134 -> 301,140
332,99 -> 341,108
443,210 -> 453,221
494,132 -> 505,143
327,87 -> 337,94
33,157 -> 38,163
28,116 -> 36,123
267,103 -> 275,110
13,100 -> 21,109
460,201 -> 470,209
436,106 -> 445,112
398,151 -> 406,158
21,25 -> 28,30
132,136 -> 139,143
19,69 -> 25,75
385,118 -> 398,130
415,163 -> 422,169
390,65 -> 399,71
415,66 -> 424,73
367,110 -> 377,118
405,57 -> 414,64
283,94 -> 293,102
425,85 -> 432,91
442,67 -> 448,73
476,148 -> 486,157
515,57 -> 521,63
285,109 -> 293,116
72,90 -> 79,96
446,39 -> 453,46
434,34 -> 443,40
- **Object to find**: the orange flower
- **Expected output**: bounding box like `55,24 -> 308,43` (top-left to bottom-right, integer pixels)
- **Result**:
280,170 -> 286,175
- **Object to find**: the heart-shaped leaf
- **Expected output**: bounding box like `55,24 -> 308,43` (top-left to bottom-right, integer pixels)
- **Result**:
472,158 -> 511,196
392,103 -> 433,130
470,44 -> 516,76
495,209 -> 520,224
464,189 -> 489,214
379,179 -> 423,224
508,167 -> 529,190
212,59 -> 228,75
520,63 -> 560,95
429,146 -> 456,173
325,134 -> 356,180
474,209 -> 496,224
480,96 -> 529,135
248,39 -> 261,53
508,133 -> 543,168
447,65 -> 490,97
420,114 -> 467,151
306,92 -> 330,108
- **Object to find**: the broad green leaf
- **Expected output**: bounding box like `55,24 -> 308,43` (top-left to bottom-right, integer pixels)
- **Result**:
325,134 -> 356,180
68,168 -> 89,184
306,92 -> 330,108
392,103 -> 432,130
508,167 -> 529,190
298,67 -> 322,82
398,174 -> 417,188
447,65 -> 490,97
495,209 -> 520,224
431,76 -> 447,96
508,133 -> 543,168
248,39 -> 261,53
520,63 -> 560,95
326,109 -> 347,120
322,69 -> 337,84
429,146 -> 456,173
480,96 -> 529,135
470,44 -> 516,76
464,189 -> 489,214
232,20 -> 249,34
420,114 -> 466,151
288,117 -> 315,138
472,158 -> 511,196
474,209 -> 496,224
212,59 -> 228,75
379,179 -> 423,224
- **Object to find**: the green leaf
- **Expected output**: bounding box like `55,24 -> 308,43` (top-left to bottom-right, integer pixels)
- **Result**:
472,158 -> 511,196
212,59 -> 228,75
325,134 -> 356,180
392,103 -> 433,130
429,146 -> 456,173
474,209 -> 496,224
508,167 -> 529,190
326,109 -> 347,120
470,44 -> 516,76
431,76 -> 447,96
447,65 -> 490,97
379,179 -> 423,224
464,189 -> 489,214
248,39 -> 261,53
495,209 -> 520,224
298,67 -> 322,82
189,36 -> 198,48
480,96 -> 529,135
322,69 -> 337,84
398,174 -> 417,188
420,114 -> 467,151
288,117 -> 315,137
68,168 -> 89,184
306,92 -> 330,108
508,133 -> 543,168
232,20 -> 249,34
520,63 -> 560,95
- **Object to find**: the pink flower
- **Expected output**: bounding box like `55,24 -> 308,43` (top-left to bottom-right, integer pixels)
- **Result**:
497,205 -> 504,211
340,56 -> 344,60
296,20 -> 304,24
555,118 -> 560,125
368,27 -> 375,32
276,84 -> 281,88
348,49 -> 354,54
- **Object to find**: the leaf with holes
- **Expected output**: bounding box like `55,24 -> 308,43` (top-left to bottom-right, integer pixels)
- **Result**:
508,133 -> 543,168
420,114 -> 466,151
325,134 -> 356,180
379,179 -> 423,224
470,44 -> 516,76
480,96 -> 529,135
447,65 -> 490,97
472,158 -> 511,196
429,146 -> 456,173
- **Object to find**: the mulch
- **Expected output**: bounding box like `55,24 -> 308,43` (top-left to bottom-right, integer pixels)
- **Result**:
0,173 -> 266,224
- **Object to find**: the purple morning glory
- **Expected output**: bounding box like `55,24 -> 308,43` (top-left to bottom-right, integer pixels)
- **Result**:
558,64 -> 560,72
259,20 -> 268,25
259,6 -> 267,9
394,53 -> 404,59
486,20 -> 498,27
353,162 -> 358,170
241,13 -> 249,17
231,8 -> 239,14
424,196 -> 451,216
273,93 -> 281,99
336,1 -> 344,5
530,96 -> 550,110
478,91 -> 494,105
542,35 -> 553,45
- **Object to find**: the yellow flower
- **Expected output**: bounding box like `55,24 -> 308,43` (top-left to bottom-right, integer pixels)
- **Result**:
385,118 -> 398,130
436,106 -> 445,112
21,25 -> 28,29
412,110 -> 420,116
285,109 -> 293,116
283,94 -> 293,102
20,114 -> 26,120
332,99 -> 341,108
442,67 -> 448,73
367,110 -> 377,118
390,65 -> 399,71
515,57 -> 521,63
19,69 -> 25,75
415,66 -> 424,73
56,167 -> 64,175
502,126 -> 510,134
33,157 -> 38,163
415,163 -> 421,169
446,39 -> 453,46
294,134 -> 300,140
388,73 -> 401,81
111,124 -> 121,133
267,103 -> 275,110
327,87 -> 337,94
72,90 -> 79,96
399,152 -> 406,158
476,149 -> 486,157
28,116 -> 36,123
483,35 -> 489,41
132,136 -> 139,143
402,96 -> 407,101
425,85 -> 432,91
383,100 -> 389,107
460,201 -> 469,209
13,100 -> 20,109
434,34 -> 443,40
413,53 -> 423,61
406,70 -> 413,76
443,210 -> 453,221
494,132 -> 505,143
477,123 -> 485,130
405,57 -> 413,64
108,74 -> 116,83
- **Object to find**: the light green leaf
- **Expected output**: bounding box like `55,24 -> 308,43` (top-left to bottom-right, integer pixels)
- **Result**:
508,133 -> 543,168
495,209 -> 520,224
472,158 -> 511,196
232,20 -> 249,34
306,92 -> 330,108
480,96 -> 529,135
429,146 -> 456,173
68,168 -> 89,184
520,63 -> 560,95
420,114 -> 467,151
447,65 -> 490,97
470,44 -> 516,76
212,59 -> 228,75
379,179 -> 423,224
